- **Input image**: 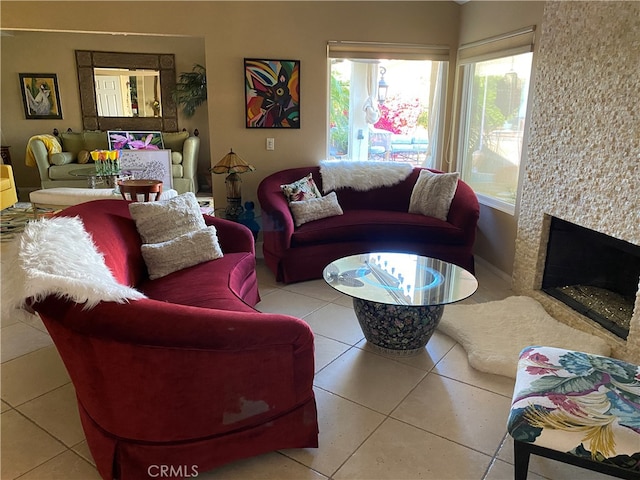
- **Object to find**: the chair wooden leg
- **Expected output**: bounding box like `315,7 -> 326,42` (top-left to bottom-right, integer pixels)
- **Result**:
513,440 -> 531,480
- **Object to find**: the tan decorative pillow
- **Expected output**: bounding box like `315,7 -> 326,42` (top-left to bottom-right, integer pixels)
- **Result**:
77,150 -> 91,164
408,170 -> 459,221
289,192 -> 343,227
281,173 -> 322,202
128,192 -> 206,244
162,131 -> 189,152
141,227 -> 223,280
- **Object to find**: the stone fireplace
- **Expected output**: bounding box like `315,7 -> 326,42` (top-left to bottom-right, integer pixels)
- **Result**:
512,1 -> 640,363
541,216 -> 639,340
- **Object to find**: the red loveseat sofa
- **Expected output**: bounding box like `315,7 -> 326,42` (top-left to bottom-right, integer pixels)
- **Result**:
258,166 -> 479,284
31,199 -> 318,480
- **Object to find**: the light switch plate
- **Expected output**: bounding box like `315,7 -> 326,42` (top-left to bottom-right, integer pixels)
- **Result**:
266,138 -> 275,150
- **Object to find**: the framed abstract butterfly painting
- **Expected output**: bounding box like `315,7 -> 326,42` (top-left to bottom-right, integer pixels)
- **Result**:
244,59 -> 300,128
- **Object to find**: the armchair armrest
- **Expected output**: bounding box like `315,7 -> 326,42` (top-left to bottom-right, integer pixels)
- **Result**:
257,177 -> 295,254
204,214 -> 255,255
28,139 -> 52,184
0,165 -> 18,209
447,180 -> 480,245
180,135 -> 200,189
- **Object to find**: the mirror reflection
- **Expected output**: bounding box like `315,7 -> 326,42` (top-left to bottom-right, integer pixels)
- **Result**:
94,68 -> 161,118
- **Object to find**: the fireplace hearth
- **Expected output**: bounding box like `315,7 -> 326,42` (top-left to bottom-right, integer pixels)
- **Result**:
541,217 -> 640,340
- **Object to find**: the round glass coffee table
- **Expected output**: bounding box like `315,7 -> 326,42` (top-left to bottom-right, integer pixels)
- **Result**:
323,252 -> 478,355
69,166 -> 119,189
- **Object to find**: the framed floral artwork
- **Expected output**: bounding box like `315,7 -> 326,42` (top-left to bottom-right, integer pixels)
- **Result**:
19,73 -> 63,119
107,131 -> 164,150
244,59 -> 300,128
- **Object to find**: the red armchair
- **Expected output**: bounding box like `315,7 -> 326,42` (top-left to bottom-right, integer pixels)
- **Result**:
31,200 -> 318,479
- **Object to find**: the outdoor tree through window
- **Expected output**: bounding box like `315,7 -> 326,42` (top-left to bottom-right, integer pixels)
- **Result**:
457,52 -> 533,212
328,48 -> 448,169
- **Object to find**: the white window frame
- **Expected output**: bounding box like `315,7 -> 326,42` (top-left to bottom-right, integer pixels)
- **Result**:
455,27 -> 536,216
327,41 -> 450,169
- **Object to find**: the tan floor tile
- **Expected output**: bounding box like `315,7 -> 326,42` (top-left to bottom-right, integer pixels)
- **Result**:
198,451 -> 327,479
255,289 -> 327,319
392,373 -> 511,456
497,437 -> 622,479
331,292 -> 355,309
314,335 -> 351,373
313,347 -> 426,414
1,322 -> 52,363
1,345 -> 70,406
358,329 -> 456,372
255,260 -> 280,296
303,303 -> 364,346
71,440 -> 96,467
1,400 -> 11,413
334,418 -> 492,479
1,311 -> 20,328
283,278 -> 343,302
18,450 -> 101,480
20,311 -> 50,333
433,343 -> 516,397
17,383 -> 84,447
282,387 -> 385,477
0,409 -> 66,479
485,458 -> 548,480
473,262 -> 515,301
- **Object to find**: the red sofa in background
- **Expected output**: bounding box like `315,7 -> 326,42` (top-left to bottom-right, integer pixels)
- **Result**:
31,200 -> 318,480
258,166 -> 480,284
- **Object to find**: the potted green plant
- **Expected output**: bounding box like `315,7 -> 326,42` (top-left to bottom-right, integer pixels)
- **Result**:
173,64 -> 207,118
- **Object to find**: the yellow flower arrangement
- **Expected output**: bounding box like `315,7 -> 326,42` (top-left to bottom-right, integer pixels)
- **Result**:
91,150 -> 120,176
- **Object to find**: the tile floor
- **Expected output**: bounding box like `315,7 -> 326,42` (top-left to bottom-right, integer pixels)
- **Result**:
0,241 -> 618,479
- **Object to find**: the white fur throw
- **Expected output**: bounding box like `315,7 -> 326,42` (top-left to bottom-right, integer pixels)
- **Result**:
1,217 -> 146,316
319,160 -> 413,193
438,296 -> 611,378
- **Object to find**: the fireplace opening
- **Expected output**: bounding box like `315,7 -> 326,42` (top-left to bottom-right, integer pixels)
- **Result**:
542,217 -> 640,340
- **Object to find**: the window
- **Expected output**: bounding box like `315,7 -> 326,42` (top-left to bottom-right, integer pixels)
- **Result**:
456,28 -> 535,214
328,42 -> 449,169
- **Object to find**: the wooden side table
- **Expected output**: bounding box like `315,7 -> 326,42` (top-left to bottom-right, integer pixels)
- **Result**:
118,179 -> 163,202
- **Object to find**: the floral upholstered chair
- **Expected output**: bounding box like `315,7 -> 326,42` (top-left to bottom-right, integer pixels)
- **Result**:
507,346 -> 640,480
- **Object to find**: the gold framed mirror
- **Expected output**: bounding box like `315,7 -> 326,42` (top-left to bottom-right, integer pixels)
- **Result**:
76,50 -> 178,131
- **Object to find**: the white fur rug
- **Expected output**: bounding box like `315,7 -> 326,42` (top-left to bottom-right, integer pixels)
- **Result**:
319,160 -> 413,193
2,216 -> 145,319
437,296 -> 611,379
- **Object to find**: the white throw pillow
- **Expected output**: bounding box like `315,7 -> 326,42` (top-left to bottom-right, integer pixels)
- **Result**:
129,192 -> 206,244
141,227 -> 223,280
289,192 -> 344,227
408,170 -> 459,221
129,192 -> 223,279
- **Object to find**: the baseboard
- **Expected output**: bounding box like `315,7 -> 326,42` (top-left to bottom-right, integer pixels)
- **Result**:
255,240 -> 264,259
474,255 -> 513,284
